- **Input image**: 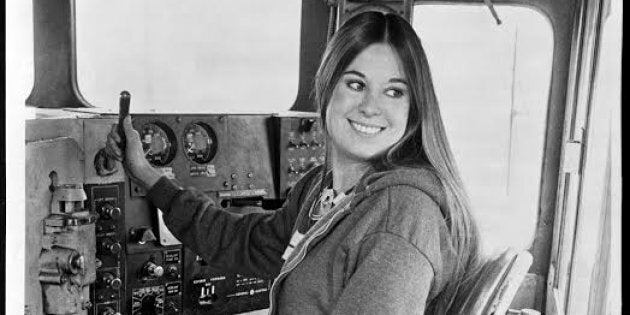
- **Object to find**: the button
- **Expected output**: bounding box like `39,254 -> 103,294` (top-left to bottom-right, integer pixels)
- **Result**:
232,185 -> 238,190
248,184 -> 255,189
247,172 -> 254,178
231,173 -> 238,179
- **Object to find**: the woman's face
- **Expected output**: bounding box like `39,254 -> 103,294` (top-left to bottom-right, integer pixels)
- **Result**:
326,43 -> 411,163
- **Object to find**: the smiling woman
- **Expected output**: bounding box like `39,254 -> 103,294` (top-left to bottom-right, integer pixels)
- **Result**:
103,11 -> 483,314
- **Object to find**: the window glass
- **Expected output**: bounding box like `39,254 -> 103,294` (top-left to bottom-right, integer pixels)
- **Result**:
413,5 -> 553,255
76,1 -> 301,113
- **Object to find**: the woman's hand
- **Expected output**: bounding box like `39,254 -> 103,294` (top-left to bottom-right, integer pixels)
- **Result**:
105,115 -> 162,189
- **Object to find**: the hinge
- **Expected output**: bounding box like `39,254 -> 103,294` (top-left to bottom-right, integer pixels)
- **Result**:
562,141 -> 583,173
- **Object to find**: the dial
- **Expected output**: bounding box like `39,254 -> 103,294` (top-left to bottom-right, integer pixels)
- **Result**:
182,122 -> 218,164
140,122 -> 177,166
132,286 -> 164,315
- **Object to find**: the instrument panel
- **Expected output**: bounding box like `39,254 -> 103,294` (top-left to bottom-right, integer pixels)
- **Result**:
24,111 -> 325,315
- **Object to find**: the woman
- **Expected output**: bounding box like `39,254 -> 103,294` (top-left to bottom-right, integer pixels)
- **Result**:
106,11 -> 481,314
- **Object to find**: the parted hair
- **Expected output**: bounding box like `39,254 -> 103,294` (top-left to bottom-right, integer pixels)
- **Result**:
314,11 -> 482,313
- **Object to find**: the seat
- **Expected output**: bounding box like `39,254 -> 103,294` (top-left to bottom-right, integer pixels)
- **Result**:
449,248 -> 533,315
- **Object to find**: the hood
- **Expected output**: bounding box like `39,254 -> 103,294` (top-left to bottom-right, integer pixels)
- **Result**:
356,166 -> 448,210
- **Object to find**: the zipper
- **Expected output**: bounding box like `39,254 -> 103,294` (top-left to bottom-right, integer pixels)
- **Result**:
267,193 -> 354,314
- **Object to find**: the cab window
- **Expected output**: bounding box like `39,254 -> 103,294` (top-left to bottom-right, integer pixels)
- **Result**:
413,5 -> 553,254
76,0 -> 302,113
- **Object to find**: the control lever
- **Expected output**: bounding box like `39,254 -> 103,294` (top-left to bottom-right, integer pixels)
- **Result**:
94,91 -> 131,177
118,91 -> 131,151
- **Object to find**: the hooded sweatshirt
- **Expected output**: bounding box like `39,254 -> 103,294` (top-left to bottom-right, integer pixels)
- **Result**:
147,166 -> 457,314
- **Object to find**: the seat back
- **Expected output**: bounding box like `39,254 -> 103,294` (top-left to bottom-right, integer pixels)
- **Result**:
449,249 -> 533,315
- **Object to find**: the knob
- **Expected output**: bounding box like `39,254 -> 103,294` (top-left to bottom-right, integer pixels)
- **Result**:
143,261 -> 164,278
99,204 -> 121,220
166,265 -> 180,280
102,239 -> 122,255
102,272 -> 122,290
71,254 -> 85,272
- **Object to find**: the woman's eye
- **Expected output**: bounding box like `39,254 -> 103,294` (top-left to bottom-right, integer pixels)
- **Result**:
346,81 -> 364,91
385,88 -> 404,98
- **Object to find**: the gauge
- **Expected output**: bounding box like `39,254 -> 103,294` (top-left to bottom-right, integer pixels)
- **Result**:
132,286 -> 164,315
182,122 -> 218,164
140,122 -> 177,166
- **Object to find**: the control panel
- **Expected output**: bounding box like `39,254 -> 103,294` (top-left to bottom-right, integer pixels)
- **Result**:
86,183 -> 126,315
274,112 -> 326,198
25,110 -> 324,315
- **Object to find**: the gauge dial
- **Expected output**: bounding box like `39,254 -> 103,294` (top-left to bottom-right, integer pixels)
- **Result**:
183,122 -> 218,164
132,286 -> 164,315
140,122 -> 177,166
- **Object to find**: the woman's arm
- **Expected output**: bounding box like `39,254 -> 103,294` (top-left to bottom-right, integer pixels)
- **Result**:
331,232 -> 434,314
148,176 -> 305,279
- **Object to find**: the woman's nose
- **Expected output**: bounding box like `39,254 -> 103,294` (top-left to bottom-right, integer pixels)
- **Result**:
357,92 -> 381,116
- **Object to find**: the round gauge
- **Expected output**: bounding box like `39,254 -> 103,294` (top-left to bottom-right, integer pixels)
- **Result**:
182,122 -> 218,164
139,122 -> 177,166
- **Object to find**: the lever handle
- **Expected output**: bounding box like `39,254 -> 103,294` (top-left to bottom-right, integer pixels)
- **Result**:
118,91 -> 131,150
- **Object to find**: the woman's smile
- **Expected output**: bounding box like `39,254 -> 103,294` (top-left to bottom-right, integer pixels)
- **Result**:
348,119 -> 386,135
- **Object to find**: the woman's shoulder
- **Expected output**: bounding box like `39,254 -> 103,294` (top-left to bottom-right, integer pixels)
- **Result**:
359,165 -> 446,208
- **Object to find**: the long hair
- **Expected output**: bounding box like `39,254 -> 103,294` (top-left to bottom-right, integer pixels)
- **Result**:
314,11 -> 482,313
